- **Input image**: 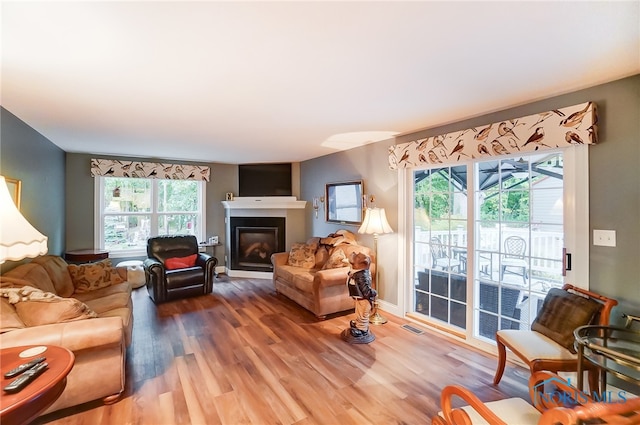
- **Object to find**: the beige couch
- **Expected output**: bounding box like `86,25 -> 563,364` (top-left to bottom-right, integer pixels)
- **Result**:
271,231 -> 375,319
0,255 -> 133,416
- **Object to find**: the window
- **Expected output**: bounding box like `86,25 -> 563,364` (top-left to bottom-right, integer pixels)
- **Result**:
413,166 -> 468,330
95,177 -> 205,256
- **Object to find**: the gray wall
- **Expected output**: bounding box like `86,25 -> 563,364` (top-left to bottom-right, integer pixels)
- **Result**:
302,74 -> 640,321
65,153 -> 240,266
0,107 -> 65,272
301,140 -> 399,303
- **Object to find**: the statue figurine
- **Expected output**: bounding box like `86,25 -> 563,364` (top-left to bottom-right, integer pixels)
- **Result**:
341,251 -> 377,344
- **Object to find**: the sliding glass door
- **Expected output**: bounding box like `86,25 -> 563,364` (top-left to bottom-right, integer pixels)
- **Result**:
474,152 -> 565,340
410,151 -> 572,340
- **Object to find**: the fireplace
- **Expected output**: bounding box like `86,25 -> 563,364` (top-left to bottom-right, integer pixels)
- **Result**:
230,217 -> 285,272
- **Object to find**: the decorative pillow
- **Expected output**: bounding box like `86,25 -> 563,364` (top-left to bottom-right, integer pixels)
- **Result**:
287,243 -> 316,268
68,259 -> 123,293
165,254 -> 198,270
0,286 -> 98,327
531,288 -> 602,353
322,248 -> 349,270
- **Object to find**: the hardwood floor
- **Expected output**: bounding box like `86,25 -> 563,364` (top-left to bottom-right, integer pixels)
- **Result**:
36,276 -> 530,425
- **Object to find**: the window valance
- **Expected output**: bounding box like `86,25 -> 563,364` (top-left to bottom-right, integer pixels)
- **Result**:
90,159 -> 210,181
388,102 -> 597,170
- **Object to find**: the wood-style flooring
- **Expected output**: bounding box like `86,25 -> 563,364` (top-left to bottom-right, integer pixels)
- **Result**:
35,276 -> 529,425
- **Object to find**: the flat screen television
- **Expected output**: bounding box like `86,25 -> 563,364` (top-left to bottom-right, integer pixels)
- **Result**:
239,163 -> 292,197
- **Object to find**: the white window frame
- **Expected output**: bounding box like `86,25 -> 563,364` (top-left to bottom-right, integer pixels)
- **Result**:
94,176 -> 206,258
397,145 -> 589,351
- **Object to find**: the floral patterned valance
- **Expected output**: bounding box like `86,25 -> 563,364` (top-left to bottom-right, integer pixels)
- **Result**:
91,159 -> 210,181
388,102 -> 597,170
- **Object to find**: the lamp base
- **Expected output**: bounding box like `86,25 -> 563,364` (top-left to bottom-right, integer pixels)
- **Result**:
370,300 -> 387,325
370,311 -> 388,325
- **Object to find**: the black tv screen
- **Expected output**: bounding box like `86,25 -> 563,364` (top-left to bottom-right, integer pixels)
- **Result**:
239,163 -> 292,197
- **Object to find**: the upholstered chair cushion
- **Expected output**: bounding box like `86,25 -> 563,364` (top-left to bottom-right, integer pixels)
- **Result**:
496,329 -> 576,361
531,287 -> 602,353
438,397 -> 540,425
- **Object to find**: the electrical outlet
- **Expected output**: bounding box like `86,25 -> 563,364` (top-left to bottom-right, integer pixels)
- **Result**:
593,229 -> 616,247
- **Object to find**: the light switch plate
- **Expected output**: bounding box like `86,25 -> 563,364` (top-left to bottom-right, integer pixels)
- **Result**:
593,229 -> 616,247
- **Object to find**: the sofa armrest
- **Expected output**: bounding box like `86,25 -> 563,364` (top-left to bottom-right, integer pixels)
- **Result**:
314,268 -> 350,287
0,316 -> 124,352
271,252 -> 289,267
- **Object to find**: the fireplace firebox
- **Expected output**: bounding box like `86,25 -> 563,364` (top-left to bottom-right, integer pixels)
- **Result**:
230,217 -> 285,272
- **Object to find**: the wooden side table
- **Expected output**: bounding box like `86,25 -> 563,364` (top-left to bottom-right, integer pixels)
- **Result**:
64,249 -> 109,263
1,345 -> 75,425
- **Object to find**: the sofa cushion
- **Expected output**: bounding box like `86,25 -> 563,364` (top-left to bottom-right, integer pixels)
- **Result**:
0,298 -> 25,332
322,248 -> 349,270
4,263 -> 57,294
73,281 -> 132,304
31,255 -> 75,297
68,259 -> 124,293
287,243 -> 317,268
531,287 -> 602,353
293,272 -> 315,293
0,286 -> 98,327
165,254 -> 198,270
83,292 -> 132,315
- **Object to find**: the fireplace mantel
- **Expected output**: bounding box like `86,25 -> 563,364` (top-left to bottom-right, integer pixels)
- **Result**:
222,196 -> 307,210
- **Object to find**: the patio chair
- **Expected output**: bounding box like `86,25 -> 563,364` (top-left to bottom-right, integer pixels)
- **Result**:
493,284 -> 618,393
501,235 -> 528,284
433,370 -> 640,425
430,237 -> 461,273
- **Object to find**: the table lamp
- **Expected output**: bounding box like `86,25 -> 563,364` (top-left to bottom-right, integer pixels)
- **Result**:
0,176 -> 48,264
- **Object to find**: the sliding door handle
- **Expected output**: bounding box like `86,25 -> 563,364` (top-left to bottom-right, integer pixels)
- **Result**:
562,248 -> 572,276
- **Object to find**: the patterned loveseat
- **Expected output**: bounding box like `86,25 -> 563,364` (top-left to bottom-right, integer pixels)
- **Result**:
271,230 -> 375,319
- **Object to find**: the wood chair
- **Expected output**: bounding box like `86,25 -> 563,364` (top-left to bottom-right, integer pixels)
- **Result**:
433,371 -> 640,425
493,283 -> 618,392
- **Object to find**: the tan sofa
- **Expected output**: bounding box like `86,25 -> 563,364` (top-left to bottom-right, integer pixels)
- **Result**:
271,231 -> 375,319
0,255 -> 133,416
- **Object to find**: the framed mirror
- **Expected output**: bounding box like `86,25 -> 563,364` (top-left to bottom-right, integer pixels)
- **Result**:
325,180 -> 364,225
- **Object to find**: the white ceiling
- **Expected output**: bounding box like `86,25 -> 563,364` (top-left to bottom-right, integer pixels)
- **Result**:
2,1 -> 639,165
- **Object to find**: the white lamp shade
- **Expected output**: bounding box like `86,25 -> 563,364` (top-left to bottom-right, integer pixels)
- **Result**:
0,176 -> 48,264
358,207 -> 393,235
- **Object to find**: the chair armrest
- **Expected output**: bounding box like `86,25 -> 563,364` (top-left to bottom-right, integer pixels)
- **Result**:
0,317 -> 124,352
439,385 -> 508,425
144,258 -> 165,302
196,253 -> 217,291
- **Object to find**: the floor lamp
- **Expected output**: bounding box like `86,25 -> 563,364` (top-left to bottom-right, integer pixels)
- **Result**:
0,176 -> 48,264
358,207 -> 393,325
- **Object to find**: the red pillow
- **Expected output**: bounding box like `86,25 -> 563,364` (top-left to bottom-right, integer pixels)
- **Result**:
164,254 -> 198,270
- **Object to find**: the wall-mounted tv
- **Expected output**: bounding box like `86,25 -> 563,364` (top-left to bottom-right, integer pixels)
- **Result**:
239,163 -> 292,197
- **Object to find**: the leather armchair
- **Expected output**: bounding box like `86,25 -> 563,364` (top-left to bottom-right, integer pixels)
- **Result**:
144,235 -> 217,303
